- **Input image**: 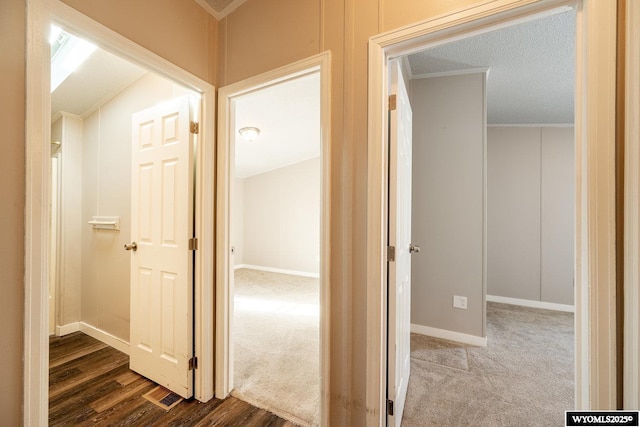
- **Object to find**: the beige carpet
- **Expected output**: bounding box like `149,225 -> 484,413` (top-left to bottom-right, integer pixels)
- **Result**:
232,268 -> 320,427
402,302 -> 574,426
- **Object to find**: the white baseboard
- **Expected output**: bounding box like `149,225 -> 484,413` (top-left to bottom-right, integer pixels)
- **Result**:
411,323 -> 487,347
79,322 -> 130,355
234,264 -> 320,278
56,322 -> 80,336
487,295 -> 575,313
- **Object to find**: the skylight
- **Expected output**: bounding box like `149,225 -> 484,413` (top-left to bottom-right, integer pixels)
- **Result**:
50,25 -> 97,92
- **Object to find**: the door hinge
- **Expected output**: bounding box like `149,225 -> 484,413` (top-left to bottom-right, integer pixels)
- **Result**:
389,94 -> 397,111
188,356 -> 198,370
387,399 -> 395,416
190,121 -> 200,134
189,237 -> 198,251
387,246 -> 396,262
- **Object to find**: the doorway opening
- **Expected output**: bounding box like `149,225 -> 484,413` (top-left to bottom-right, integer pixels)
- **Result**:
392,10 -> 577,426
49,20 -> 200,406
367,1 -> 618,426
25,1 -> 215,422
232,72 -> 321,425
216,52 -> 331,427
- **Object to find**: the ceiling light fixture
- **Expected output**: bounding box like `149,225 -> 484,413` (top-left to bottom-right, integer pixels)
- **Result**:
239,126 -> 260,142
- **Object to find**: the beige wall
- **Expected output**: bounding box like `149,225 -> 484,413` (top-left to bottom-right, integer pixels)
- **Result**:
61,0 -> 218,84
540,127 -> 575,304
217,0 -> 321,85
380,0 -> 487,32
487,127 -> 542,301
58,115 -> 84,329
239,157 -> 321,275
80,73 -> 190,341
52,117 -> 63,143
487,127 -> 575,306
410,74 -> 486,338
0,0 -> 25,422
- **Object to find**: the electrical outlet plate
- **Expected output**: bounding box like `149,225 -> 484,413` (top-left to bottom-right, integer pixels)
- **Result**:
453,295 -> 468,309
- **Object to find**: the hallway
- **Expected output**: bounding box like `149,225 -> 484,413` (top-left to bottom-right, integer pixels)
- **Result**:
49,333 -> 295,426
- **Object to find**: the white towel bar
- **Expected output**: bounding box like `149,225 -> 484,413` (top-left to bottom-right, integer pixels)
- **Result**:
89,216 -> 120,231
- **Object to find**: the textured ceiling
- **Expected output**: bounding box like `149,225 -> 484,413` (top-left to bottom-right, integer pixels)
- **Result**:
407,9 -> 575,124
234,72 -> 321,178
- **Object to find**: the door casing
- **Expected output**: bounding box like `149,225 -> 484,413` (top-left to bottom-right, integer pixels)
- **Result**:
24,1 -> 215,424
367,0 -> 619,424
216,52 -> 331,426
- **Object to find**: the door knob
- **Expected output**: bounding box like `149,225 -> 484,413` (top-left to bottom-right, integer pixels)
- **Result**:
409,244 -> 420,254
124,242 -> 137,252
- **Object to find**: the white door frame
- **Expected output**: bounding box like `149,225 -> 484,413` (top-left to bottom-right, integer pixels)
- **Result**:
366,0 -> 618,424
49,152 -> 61,336
24,0 -> 215,424
216,52 -> 331,425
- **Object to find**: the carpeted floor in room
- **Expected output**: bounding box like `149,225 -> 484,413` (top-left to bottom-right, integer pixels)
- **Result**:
232,268 -> 320,427
402,302 -> 574,427
231,272 -> 573,427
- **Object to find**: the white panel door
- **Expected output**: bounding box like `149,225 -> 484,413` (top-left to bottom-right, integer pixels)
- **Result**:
129,95 -> 194,398
388,59 -> 413,427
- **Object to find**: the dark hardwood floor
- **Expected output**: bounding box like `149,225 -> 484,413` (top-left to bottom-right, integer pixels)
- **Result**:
49,332 -> 297,426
